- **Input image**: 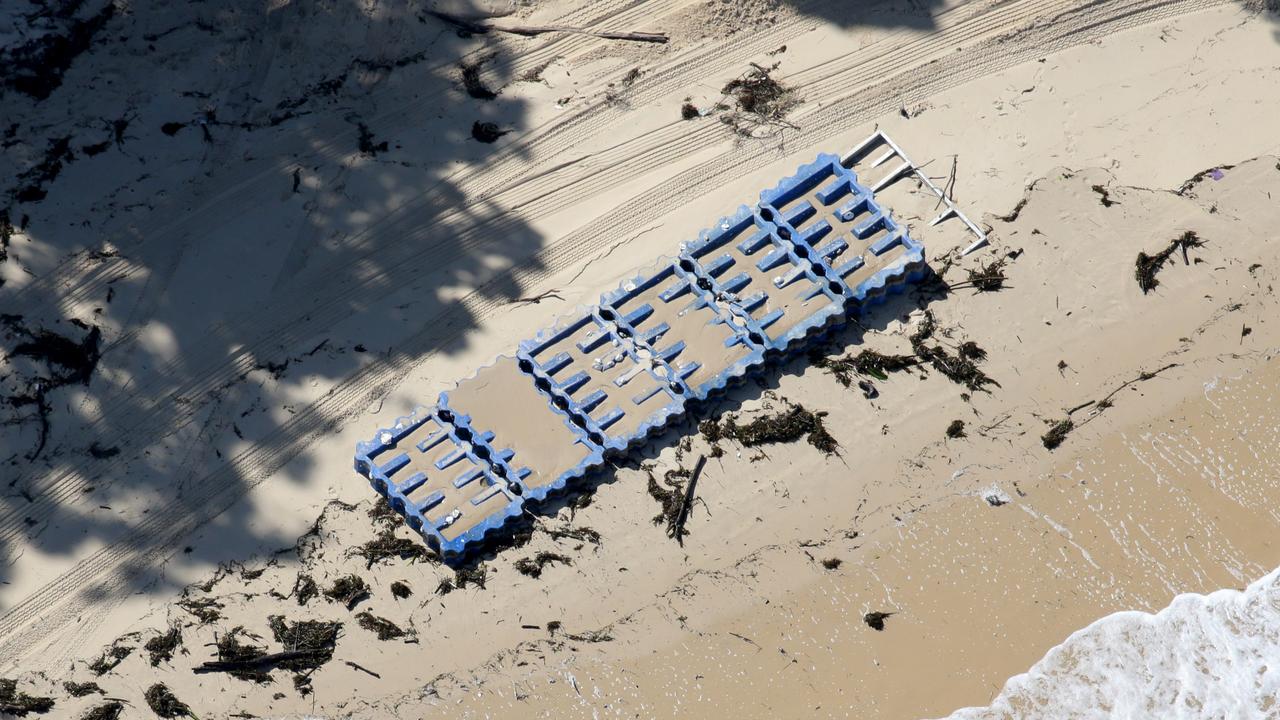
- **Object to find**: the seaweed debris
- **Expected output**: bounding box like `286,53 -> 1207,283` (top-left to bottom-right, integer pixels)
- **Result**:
293,574 -> 318,606
909,311 -> 998,392
708,402 -> 839,455
354,526 -> 431,569
144,626 -> 183,666
208,627 -> 273,683
0,678 -> 55,716
177,596 -> 223,624
454,565 -> 487,590
88,643 -> 133,675
460,57 -> 498,100
1135,231 -> 1206,293
267,616 -> 341,671
812,348 -> 918,384
718,62 -> 800,136
1040,418 -> 1074,450
390,581 -> 413,599
513,552 -> 573,579
681,102 -> 699,120
323,574 -> 370,609
964,258 -> 1008,292
863,611 -> 894,631
81,701 -> 124,720
471,121 -> 509,143
143,683 -> 191,718
356,611 -> 406,640
62,681 -> 102,697
946,420 -> 966,439
821,558 -> 843,570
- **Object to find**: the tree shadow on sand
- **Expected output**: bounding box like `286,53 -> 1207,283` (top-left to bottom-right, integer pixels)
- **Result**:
0,0 -> 573,654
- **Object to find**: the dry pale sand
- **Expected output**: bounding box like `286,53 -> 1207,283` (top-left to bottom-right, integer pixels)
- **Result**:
2,0 -> 1279,718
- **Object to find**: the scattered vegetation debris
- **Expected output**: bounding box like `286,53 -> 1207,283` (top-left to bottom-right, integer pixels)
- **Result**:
460,57 -> 498,100
812,349 -> 918,384
62,681 -> 103,697
821,557 -> 843,570
368,499 -> 400,527
546,620 -> 563,634
0,677 -> 55,716
1,2 -> 116,100
1135,231 -> 1206,293
863,611 -> 894,631
1040,418 -> 1074,450
355,121 -> 388,156
705,400 -> 839,455
1242,325 -> 1253,340
356,611 -> 406,640
563,629 -> 614,643
177,596 -> 223,624
648,467 -> 690,537
267,616 -> 341,671
454,565 -> 488,590
513,551 -> 573,579
518,58 -> 556,83
144,683 -> 191,718
291,574 -> 317,606
546,523 -> 602,546
1090,184 -> 1118,207
718,62 -> 801,137
946,420 -> 966,439
81,701 -> 125,720
435,578 -> 455,595
620,67 -> 642,86
428,10 -> 668,43
88,643 -> 133,676
680,102 -> 699,120
206,627 -> 272,683
88,442 -> 119,459
390,581 -> 413,599
1041,363 -> 1178,450
909,311 -> 999,392
144,627 -> 183,666
324,575 -> 370,609
964,258 -> 1008,292
354,526 -> 430,569
471,121 -> 509,143
1178,164 -> 1236,195
985,492 -> 1009,507
1248,263 -> 1263,274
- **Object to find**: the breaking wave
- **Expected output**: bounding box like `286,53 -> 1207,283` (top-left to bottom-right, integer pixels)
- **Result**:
940,566 -> 1280,719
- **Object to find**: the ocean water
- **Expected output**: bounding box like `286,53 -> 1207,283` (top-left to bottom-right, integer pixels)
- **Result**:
940,566 -> 1280,720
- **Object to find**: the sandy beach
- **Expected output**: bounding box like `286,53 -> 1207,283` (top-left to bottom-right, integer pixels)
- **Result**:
2,0 -> 1279,718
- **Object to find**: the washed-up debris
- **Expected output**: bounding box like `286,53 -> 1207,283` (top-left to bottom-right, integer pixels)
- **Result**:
864,611 -> 894,631
429,11 -> 668,43
293,574 -> 318,606
470,121 -> 508,143
813,349 -> 918,384
1042,363 -> 1178,450
648,467 -> 690,535
356,612 -> 406,640
454,565 -> 488,590
323,575 -> 370,609
81,701 -> 124,720
203,627 -> 272,682
460,56 -> 498,99
562,629 -> 614,643
821,557 -> 843,570
195,618 -> 340,681
88,643 -> 133,676
1040,418 -> 1074,450
946,420 -> 966,438
390,581 -> 413,599
909,311 -> 998,392
144,627 -> 183,666
177,596 -> 223,624
1135,231 -> 1206,293
0,677 -> 55,716
963,258 -> 1008,292
513,551 -> 573,578
719,62 -> 801,136
704,402 -> 838,455
353,526 -> 431,569
144,683 -> 192,718
1091,184 -> 1118,207
62,681 -> 103,697
681,102 -> 699,120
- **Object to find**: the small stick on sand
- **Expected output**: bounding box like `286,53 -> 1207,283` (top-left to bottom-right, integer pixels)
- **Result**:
193,649 -> 328,674
672,454 -> 706,546
344,660 -> 382,678
428,11 -> 668,43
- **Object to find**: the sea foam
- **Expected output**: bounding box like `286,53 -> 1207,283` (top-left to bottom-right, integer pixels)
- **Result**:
940,566 -> 1280,719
